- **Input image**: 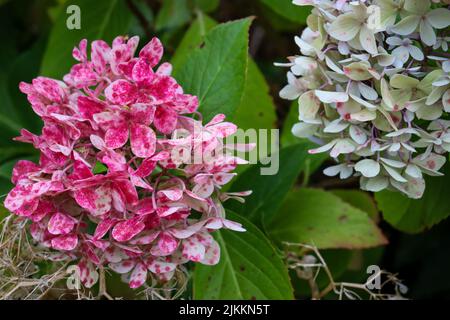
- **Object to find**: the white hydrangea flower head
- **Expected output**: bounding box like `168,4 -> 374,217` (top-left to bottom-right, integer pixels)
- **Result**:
277,0 -> 450,199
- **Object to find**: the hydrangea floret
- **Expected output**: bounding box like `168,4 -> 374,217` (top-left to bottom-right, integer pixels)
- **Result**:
4,36 -> 252,289
278,0 -> 450,198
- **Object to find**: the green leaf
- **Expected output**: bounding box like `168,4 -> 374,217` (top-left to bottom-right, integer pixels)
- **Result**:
93,161 -> 108,174
194,211 -> 294,300
375,163 -> 450,233
171,15 -> 276,178
259,0 -> 310,24
227,143 -> 310,229
172,15 -> 276,132
232,59 -> 276,130
331,189 -> 379,222
40,0 -> 133,78
229,59 -> 277,177
155,0 -> 191,32
173,18 -> 252,122
268,188 -> 388,249
171,14 -> 217,70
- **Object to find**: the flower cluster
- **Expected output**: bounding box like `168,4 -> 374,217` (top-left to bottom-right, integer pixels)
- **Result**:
4,36 -> 252,289
278,0 -> 450,198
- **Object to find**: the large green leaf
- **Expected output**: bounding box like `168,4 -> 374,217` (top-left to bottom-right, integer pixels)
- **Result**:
194,211 -> 294,300
173,18 -> 251,122
40,0 -> 133,78
331,189 -> 379,222
375,163 -> 450,233
232,59 -> 276,130
171,15 -> 276,180
171,14 -> 217,70
227,143 -> 310,229
172,15 -> 275,131
259,0 -> 311,24
268,188 -> 388,249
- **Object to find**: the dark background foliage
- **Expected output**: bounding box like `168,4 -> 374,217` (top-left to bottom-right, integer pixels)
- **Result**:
0,0 -> 449,299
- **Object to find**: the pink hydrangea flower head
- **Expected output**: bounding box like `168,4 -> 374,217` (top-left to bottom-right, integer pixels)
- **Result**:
5,35 -> 252,289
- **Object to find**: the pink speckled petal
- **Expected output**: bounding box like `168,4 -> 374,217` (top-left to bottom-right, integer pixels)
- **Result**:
200,240 -> 220,265
130,123 -> 156,158
109,259 -> 136,274
157,232 -> 178,255
132,58 -> 154,83
112,217 -> 145,242
156,62 -> 172,76
78,260 -> 99,288
105,125 -> 129,149
139,37 -> 163,68
93,218 -> 118,240
51,234 -> 78,251
11,160 -> 40,184
154,105 -> 178,134
130,103 -> 155,126
182,236 -> 205,262
48,212 -> 75,235
129,262 -> 147,288
147,259 -> 177,274
105,79 -> 137,105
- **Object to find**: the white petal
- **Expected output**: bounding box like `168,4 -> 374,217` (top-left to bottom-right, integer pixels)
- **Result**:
362,176 -> 389,192
355,159 -> 380,177
359,25 -> 377,54
324,119 -> 349,133
358,82 -> 378,100
405,164 -> 422,178
386,36 -> 402,46
388,142 -> 401,152
328,14 -> 360,41
349,125 -> 367,145
340,166 -> 354,179
315,90 -> 349,103
382,164 -> 407,182
330,139 -> 356,158
280,84 -> 301,100
325,56 -> 344,74
291,122 -> 317,138
350,109 -> 377,121
380,157 -> 406,168
308,140 -> 337,154
443,90 -> 450,112
391,178 -> 425,199
408,45 -> 424,61
391,15 -> 420,35
298,91 -> 321,122
426,8 -> 450,29
391,46 -> 410,65
349,94 -> 378,109
420,20 -> 436,46
323,164 -> 343,177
